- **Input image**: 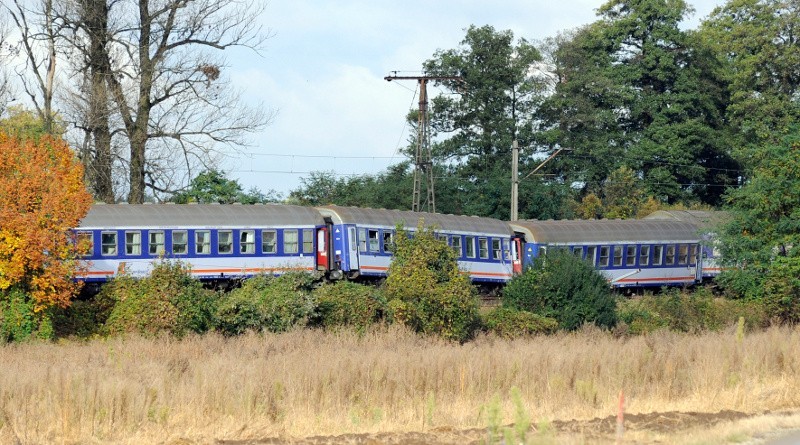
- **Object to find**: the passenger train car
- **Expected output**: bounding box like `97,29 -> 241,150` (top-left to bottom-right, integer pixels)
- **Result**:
74,203 -> 719,289
317,205 -> 520,283
509,219 -> 704,288
75,204 -> 327,283
643,210 -> 729,280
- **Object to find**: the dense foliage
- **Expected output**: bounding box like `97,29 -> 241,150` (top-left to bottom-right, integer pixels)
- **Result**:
502,249 -> 617,330
103,261 -> 218,337
714,128 -> 800,320
215,272 -> 317,335
384,224 -> 480,342
481,307 -> 558,338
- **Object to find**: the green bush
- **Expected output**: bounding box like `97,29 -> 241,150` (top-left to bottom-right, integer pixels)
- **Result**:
616,287 -> 769,334
104,261 -> 217,337
502,249 -> 617,331
762,255 -> 800,324
312,281 -> 384,330
215,272 -> 316,335
50,292 -> 116,339
383,224 -> 480,342
482,307 -> 558,338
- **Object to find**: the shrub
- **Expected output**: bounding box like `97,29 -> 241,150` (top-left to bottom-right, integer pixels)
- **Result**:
215,272 -> 316,335
616,288 -> 769,334
312,281 -> 384,330
104,261 -> 217,337
502,249 -> 617,331
383,223 -> 480,342
482,307 -> 558,338
762,255 -> 800,324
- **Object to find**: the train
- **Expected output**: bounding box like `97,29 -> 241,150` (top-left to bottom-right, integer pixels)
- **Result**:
74,203 -> 726,289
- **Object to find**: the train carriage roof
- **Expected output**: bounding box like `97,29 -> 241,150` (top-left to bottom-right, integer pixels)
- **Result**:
509,219 -> 702,244
78,203 -> 325,229
318,206 -> 513,236
643,210 -> 730,230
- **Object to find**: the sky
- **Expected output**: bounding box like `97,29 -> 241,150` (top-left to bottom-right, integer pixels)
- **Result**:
222,0 -> 726,197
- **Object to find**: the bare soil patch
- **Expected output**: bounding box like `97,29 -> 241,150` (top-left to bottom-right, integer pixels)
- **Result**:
216,409 -> 779,445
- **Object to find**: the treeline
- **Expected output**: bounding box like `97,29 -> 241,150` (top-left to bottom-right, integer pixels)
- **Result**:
291,0 -> 799,222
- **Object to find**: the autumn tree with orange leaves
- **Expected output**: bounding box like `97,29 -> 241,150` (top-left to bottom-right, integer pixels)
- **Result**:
0,131 -> 92,321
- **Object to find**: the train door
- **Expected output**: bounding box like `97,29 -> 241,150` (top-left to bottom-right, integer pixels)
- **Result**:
512,237 -> 522,274
316,226 -> 329,272
347,226 -> 359,270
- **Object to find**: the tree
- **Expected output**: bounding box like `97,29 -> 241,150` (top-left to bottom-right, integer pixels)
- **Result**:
536,0 -> 738,206
384,223 -> 480,342
289,164 -> 414,210
717,127 -> 800,303
700,0 -> 800,159
3,0 -> 61,134
422,25 -> 548,219
0,130 -> 92,312
171,169 -> 280,204
62,0 -> 274,203
0,9 -> 12,116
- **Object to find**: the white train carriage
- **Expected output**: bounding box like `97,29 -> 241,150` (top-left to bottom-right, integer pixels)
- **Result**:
317,206 -> 521,283
509,219 -> 703,288
75,203 -> 327,283
643,210 -> 730,279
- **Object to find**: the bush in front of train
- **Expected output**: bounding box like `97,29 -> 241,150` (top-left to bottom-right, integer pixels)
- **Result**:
502,250 -> 617,331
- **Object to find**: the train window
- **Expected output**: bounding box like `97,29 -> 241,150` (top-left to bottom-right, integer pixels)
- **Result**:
149,231 -> 165,256
76,232 -> 93,257
125,231 -> 141,256
613,245 -> 623,267
491,239 -> 501,260
503,239 -> 511,260
665,245 -> 676,265
586,246 -> 597,266
218,230 -> 233,254
368,229 -> 379,252
652,245 -> 663,265
196,230 -> 211,254
284,230 -> 299,254
262,230 -> 277,254
240,230 -> 255,254
101,232 -> 117,256
303,229 -> 314,254
479,238 -> 489,259
173,231 -> 188,255
572,246 -> 583,259
451,236 -> 462,257
383,231 -> 394,253
598,246 -> 609,267
358,228 -> 367,252
690,245 -> 698,264
626,245 -> 636,267
639,245 -> 650,266
465,236 -> 476,258
678,244 -> 689,265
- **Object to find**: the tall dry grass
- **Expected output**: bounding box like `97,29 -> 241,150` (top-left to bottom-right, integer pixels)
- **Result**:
1,324 -> 799,444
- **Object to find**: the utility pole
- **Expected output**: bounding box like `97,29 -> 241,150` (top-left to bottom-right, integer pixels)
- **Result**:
385,72 -> 461,213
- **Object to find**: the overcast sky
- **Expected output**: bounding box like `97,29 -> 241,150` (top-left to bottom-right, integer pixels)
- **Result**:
222,0 -> 725,197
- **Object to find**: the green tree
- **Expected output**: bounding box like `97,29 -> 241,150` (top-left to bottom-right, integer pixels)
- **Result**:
384,223 -> 480,342
171,169 -> 280,204
717,127 -> 800,307
537,0 -> 738,206
289,164 -> 413,210
699,0 -> 800,159
422,25 -> 547,219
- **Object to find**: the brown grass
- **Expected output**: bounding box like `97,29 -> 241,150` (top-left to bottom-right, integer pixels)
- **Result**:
1,324 -> 799,444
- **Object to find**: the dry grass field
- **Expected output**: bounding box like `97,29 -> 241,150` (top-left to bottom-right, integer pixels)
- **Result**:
1,324 -> 800,444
